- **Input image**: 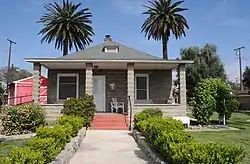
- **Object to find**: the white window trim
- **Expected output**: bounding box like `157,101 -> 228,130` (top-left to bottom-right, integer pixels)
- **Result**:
57,73 -> 79,101
104,47 -> 118,53
135,74 -> 149,100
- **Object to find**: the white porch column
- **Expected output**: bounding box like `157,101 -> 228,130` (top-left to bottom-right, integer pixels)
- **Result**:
179,64 -> 186,109
127,63 -> 135,129
32,62 -> 41,104
85,63 -> 93,95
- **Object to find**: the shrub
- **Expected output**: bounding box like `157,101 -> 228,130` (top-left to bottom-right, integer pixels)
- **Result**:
1,104 -> 46,135
1,115 -> 87,164
56,115 -> 85,136
61,95 -> 96,126
1,147 -> 45,164
170,142 -> 246,164
192,78 -> 237,125
134,108 -> 163,128
134,110 -> 246,164
137,117 -> 192,155
36,124 -> 73,147
136,116 -> 184,134
140,117 -> 184,138
28,137 -> 62,163
221,98 -> 240,120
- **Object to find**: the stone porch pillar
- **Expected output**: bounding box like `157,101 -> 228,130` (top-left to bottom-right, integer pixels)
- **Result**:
32,62 -> 41,104
179,64 -> 186,110
127,63 -> 135,129
85,63 -> 93,95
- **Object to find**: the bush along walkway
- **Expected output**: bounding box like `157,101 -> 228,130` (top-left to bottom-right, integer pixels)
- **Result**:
69,130 -> 150,164
134,109 -> 246,164
1,115 -> 87,164
0,95 -> 96,164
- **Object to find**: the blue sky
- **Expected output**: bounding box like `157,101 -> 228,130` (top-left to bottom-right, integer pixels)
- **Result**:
0,0 -> 249,81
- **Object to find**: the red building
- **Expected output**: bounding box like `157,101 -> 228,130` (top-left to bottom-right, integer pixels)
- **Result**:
8,76 -> 47,105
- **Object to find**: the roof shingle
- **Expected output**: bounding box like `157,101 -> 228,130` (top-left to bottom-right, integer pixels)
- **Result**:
58,41 -> 162,60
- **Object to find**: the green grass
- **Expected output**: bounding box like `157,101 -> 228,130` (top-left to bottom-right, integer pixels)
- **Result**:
0,139 -> 30,160
191,112 -> 250,164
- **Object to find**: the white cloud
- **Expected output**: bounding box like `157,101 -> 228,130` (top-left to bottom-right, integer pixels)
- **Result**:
111,0 -> 147,15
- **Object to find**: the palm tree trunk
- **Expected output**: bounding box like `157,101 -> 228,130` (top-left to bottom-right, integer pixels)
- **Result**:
162,36 -> 168,60
63,40 -> 69,56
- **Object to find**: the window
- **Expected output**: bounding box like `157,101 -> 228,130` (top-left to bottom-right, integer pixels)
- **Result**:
135,74 -> 149,100
102,46 -> 119,53
57,74 -> 79,100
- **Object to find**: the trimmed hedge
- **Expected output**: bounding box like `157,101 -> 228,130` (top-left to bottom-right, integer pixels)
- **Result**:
36,124 -> 73,147
1,104 -> 46,135
1,147 -> 45,164
135,109 -> 246,164
56,115 -> 85,136
1,114 -> 86,164
61,95 -> 96,127
1,96 -> 96,163
134,108 -> 163,129
171,142 -> 246,164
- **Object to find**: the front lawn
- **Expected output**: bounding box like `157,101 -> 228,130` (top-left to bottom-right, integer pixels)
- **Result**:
191,112 -> 250,164
0,139 -> 30,160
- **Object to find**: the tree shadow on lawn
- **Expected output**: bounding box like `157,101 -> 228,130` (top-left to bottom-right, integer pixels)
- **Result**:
190,112 -> 250,128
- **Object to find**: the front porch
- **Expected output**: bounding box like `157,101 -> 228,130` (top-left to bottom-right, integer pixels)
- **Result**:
29,59 -> 189,118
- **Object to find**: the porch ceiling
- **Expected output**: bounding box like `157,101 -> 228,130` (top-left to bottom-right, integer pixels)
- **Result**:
25,59 -> 193,70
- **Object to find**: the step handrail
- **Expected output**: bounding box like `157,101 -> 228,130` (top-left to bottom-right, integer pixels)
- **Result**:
128,96 -> 132,130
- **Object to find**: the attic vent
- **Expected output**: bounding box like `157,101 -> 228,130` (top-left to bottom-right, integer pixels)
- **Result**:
102,46 -> 119,53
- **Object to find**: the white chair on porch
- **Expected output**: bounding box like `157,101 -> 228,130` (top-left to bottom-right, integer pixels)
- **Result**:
111,98 -> 124,113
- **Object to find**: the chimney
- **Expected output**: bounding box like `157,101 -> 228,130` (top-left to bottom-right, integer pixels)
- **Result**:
104,34 -> 112,42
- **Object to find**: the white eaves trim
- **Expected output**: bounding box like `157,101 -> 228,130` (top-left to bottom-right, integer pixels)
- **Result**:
24,58 -> 194,64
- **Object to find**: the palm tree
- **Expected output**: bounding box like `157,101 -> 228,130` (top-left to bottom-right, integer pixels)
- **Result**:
38,0 -> 94,56
141,0 -> 189,60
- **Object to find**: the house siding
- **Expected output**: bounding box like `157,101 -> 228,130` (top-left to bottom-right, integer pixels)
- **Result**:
47,69 -> 128,112
47,69 -> 173,113
93,70 -> 127,112
47,69 -> 85,104
134,104 -> 185,120
135,70 -> 172,104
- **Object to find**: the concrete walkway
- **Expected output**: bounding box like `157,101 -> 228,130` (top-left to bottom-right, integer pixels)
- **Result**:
69,130 -> 151,164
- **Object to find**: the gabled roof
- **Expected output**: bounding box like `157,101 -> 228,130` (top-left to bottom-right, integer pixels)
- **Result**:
58,41 -> 162,60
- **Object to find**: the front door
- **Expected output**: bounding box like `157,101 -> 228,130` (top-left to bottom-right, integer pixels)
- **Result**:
93,76 -> 106,112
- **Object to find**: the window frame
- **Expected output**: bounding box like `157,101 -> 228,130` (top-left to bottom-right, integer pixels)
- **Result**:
135,74 -> 149,100
56,73 -> 79,101
104,46 -> 119,53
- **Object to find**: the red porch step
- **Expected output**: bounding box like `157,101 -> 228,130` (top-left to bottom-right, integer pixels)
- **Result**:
90,114 -> 128,130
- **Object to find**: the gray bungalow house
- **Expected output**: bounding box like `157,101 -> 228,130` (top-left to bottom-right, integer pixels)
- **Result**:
25,35 -> 193,120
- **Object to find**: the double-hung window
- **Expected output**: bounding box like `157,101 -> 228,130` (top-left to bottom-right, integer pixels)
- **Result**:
57,73 -> 79,100
135,74 -> 149,100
